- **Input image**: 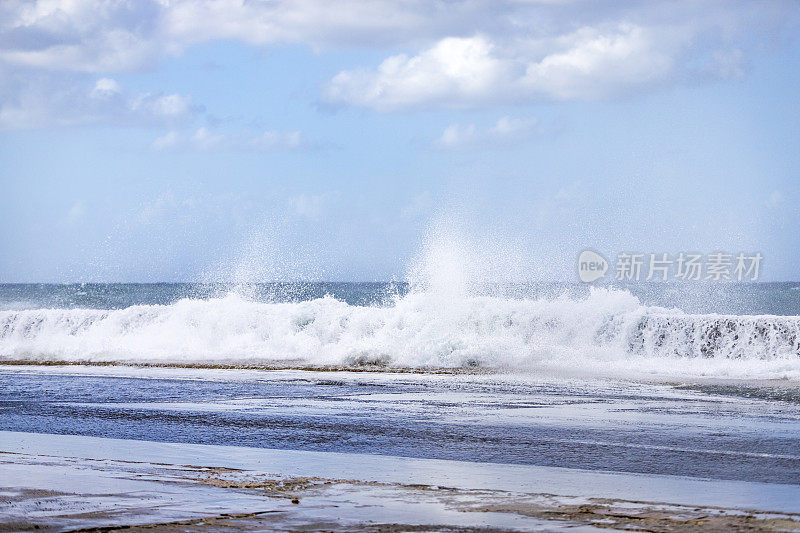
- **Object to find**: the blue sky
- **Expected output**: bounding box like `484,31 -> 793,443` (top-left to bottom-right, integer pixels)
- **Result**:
1,0 -> 799,282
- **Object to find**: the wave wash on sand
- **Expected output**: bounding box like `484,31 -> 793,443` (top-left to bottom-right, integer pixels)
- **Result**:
1,287 -> 799,380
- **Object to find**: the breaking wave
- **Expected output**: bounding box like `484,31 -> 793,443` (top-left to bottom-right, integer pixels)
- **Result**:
1,288 -> 799,380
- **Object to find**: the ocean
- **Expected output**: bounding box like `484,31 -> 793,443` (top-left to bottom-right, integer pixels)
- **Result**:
0,282 -> 799,380
2,282 -> 800,527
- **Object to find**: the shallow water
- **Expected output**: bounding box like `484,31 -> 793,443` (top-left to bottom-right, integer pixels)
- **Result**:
1,366 -> 798,485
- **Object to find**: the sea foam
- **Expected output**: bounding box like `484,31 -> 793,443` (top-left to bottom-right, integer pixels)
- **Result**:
1,288 -> 798,380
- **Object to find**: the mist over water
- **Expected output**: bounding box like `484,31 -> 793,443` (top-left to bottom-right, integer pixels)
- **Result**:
0,217 -> 799,380
406,217 -> 533,297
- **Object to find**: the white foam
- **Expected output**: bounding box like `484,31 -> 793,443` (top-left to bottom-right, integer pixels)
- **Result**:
1,288 -> 798,380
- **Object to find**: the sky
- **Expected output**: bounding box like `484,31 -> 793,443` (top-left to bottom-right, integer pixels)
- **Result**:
0,0 -> 799,282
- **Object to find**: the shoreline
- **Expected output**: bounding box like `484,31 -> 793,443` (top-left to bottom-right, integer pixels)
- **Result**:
2,431 -> 800,531
0,360 -> 489,375
3,364 -> 799,530
3,362 -> 800,390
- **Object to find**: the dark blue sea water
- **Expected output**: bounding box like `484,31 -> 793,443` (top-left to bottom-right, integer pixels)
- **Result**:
1,281 -> 799,314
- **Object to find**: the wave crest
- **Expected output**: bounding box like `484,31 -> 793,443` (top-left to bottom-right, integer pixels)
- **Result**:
1,289 -> 799,379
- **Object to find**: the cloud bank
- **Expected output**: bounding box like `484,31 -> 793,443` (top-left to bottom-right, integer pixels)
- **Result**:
151,127 -> 307,152
0,73 -> 196,129
1,0 -> 797,126
434,116 -> 540,149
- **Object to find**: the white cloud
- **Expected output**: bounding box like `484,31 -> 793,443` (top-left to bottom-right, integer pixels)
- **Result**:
0,97 -> 48,129
0,0 -> 470,73
151,127 -> 308,152
434,116 -> 539,149
521,25 -> 676,101
129,93 -> 195,119
160,0 -> 446,49
0,75 -> 197,129
151,130 -> 181,150
151,94 -> 193,117
249,130 -> 304,151
0,0 -> 797,117
0,0 -> 165,73
90,78 -> 122,99
437,124 -> 476,148
710,48 -> 745,80
321,3 -> 797,109
190,127 -> 225,150
326,24 -> 684,109
325,35 -> 512,111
